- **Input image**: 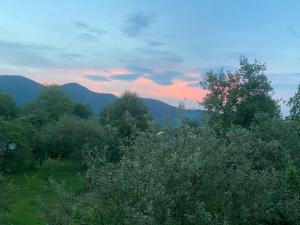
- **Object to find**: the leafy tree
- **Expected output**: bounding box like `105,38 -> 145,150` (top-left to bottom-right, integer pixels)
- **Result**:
24,85 -> 74,126
73,102 -> 93,119
100,91 -> 151,138
288,84 -> 300,121
250,113 -> 300,168
0,92 -> 18,119
99,91 -> 151,162
0,118 -> 34,172
201,57 -> 279,129
38,116 -> 104,159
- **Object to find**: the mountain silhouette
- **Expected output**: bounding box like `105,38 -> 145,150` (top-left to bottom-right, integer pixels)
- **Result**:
0,75 -> 202,124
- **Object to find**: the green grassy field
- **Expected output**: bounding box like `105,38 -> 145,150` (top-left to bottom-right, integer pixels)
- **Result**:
1,160 -> 84,225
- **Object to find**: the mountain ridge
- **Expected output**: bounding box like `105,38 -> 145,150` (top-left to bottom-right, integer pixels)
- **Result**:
0,75 -> 202,124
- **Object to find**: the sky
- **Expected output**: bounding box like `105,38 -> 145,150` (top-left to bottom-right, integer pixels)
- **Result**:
1,0 -> 300,112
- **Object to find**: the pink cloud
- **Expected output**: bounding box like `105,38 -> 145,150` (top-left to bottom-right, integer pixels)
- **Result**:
25,67 -> 207,108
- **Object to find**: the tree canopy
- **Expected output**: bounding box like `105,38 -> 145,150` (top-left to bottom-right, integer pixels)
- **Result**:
201,57 -> 279,129
24,85 -> 74,126
100,91 -> 151,138
0,92 -> 18,120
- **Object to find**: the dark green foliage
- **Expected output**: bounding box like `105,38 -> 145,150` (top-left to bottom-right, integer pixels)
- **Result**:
38,116 -> 104,159
201,57 -> 279,129
99,91 -> 151,162
288,84 -> 300,121
43,125 -> 300,225
73,102 -> 93,119
0,92 -> 18,119
100,91 -> 151,138
0,118 -> 35,172
24,85 -> 74,126
0,176 -> 16,222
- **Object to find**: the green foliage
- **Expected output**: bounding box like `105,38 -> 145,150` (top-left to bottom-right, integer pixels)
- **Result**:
43,125 -> 300,225
201,57 -> 279,129
0,92 -> 18,119
288,84 -> 300,121
0,118 -> 35,172
99,91 -> 152,162
1,160 -> 84,225
73,102 -> 93,119
38,116 -> 104,159
100,91 -> 151,138
0,175 -> 17,216
37,158 -> 65,179
24,85 -> 74,126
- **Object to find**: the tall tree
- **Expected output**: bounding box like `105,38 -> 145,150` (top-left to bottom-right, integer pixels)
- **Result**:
73,102 -> 92,119
201,56 -> 279,129
100,91 -> 151,138
100,91 -> 151,162
24,85 -> 74,126
288,84 -> 300,121
0,92 -> 18,119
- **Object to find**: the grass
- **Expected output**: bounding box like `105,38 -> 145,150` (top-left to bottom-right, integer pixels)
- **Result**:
1,159 -> 85,225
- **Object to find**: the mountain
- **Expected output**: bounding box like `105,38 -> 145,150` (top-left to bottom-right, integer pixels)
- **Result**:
0,75 -> 42,105
62,83 -> 117,113
0,75 -> 202,124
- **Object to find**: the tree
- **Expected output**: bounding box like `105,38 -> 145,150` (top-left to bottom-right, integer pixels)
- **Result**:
99,91 -> 151,162
24,85 -> 74,126
288,84 -> 300,121
201,57 -> 279,129
73,102 -> 93,119
38,116 -> 104,159
100,91 -> 151,138
0,92 -> 18,119
0,118 -> 34,172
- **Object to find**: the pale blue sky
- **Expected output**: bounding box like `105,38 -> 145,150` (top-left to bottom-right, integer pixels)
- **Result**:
0,0 -> 300,112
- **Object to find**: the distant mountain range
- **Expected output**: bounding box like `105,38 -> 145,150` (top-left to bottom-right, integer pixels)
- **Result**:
0,75 -> 202,124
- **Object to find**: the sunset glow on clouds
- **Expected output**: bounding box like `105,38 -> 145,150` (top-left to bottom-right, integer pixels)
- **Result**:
26,67 -> 207,108
1,0 -> 300,109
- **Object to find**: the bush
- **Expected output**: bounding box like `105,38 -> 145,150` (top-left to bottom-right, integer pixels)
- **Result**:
0,119 -> 34,172
38,116 -> 104,159
42,125 -> 300,225
37,158 -> 64,179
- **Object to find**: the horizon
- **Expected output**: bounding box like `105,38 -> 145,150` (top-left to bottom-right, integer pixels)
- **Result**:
0,74 -> 203,110
1,1 -> 300,113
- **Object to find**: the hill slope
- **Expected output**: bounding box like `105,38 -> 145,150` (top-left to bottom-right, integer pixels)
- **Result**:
0,75 -> 202,124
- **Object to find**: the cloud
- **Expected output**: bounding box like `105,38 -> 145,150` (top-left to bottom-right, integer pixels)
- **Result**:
110,73 -> 141,81
126,65 -> 155,74
188,81 -> 201,88
289,26 -> 300,39
138,48 -> 184,63
0,39 -> 58,51
147,40 -> 164,47
79,33 -> 100,42
127,65 -> 197,85
148,71 -> 196,85
123,12 -> 155,37
59,53 -> 83,60
74,21 -> 106,42
0,39 -> 58,68
85,75 -> 110,82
